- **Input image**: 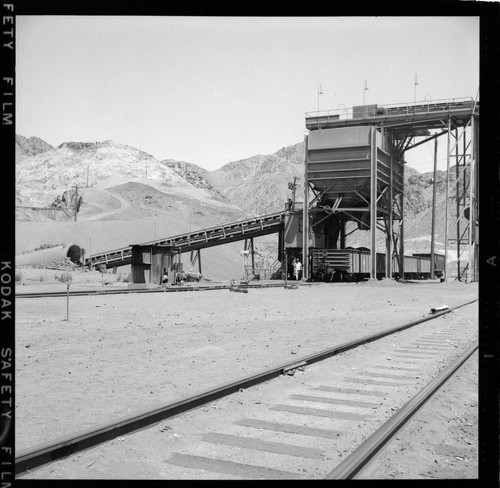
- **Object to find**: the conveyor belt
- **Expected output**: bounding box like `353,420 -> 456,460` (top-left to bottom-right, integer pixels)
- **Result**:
86,211 -> 285,269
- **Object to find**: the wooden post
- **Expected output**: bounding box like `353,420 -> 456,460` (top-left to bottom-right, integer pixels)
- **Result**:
250,237 -> 255,276
74,185 -> 78,222
284,249 -> 288,286
66,283 -> 70,321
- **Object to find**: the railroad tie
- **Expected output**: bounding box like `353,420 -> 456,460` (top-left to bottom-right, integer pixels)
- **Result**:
234,418 -> 345,439
270,404 -> 371,421
164,453 -> 301,479
355,372 -> 415,380
312,386 -> 386,397
288,394 -> 379,409
201,432 -> 325,459
342,377 -> 407,387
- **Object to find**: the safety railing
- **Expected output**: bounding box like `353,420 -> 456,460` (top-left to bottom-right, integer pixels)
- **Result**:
305,97 -> 477,123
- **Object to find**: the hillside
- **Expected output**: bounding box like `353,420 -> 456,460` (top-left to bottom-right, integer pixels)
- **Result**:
208,143 -> 304,216
15,134 -> 54,162
14,136 -> 253,280
16,138 -> 196,208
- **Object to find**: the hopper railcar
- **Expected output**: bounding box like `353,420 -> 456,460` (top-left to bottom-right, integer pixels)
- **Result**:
310,248 -> 444,282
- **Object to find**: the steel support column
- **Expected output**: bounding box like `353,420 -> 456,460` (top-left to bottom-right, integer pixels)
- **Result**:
386,132 -> 394,278
430,136 -> 438,279
340,220 -> 346,249
444,117 -> 451,281
302,132 -> 310,280
468,114 -> 478,282
455,128 -> 461,279
399,163 -> 405,278
370,126 -> 378,279
190,250 -> 202,274
250,238 -> 255,274
444,113 -> 478,282
244,238 -> 256,276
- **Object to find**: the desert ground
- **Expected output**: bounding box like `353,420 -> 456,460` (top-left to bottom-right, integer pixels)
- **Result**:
15,266 -> 479,478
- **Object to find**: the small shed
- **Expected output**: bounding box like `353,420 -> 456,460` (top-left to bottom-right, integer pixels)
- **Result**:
130,244 -> 181,285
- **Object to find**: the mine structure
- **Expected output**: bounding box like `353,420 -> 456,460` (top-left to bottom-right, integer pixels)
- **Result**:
298,96 -> 479,282
85,96 -> 478,285
86,213 -> 286,285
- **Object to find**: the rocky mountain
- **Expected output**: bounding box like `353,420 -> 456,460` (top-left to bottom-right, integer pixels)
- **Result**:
16,134 -> 446,224
15,138 -> 236,210
14,135 -> 250,279
15,134 -> 54,162
162,159 -> 225,199
207,143 -> 305,216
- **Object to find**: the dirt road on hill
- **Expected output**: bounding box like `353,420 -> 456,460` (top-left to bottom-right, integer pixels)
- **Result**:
82,189 -> 130,221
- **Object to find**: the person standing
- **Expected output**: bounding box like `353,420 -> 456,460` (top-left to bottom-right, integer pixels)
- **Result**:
293,258 -> 302,280
295,259 -> 302,280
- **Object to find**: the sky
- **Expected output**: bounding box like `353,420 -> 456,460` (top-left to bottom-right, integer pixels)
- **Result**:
16,16 -> 479,172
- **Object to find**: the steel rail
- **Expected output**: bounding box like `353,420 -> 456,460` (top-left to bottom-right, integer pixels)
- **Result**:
16,286 -> 227,298
15,282 -> 299,299
15,298 -> 477,475
325,338 -> 478,479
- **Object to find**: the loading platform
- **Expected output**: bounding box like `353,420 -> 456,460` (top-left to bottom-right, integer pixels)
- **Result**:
303,95 -> 479,282
86,211 -> 286,269
305,97 -> 478,136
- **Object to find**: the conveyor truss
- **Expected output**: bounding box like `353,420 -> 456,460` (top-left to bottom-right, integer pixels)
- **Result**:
86,211 -> 285,269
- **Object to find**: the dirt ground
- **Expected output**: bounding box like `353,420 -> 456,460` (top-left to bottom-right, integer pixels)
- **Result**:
358,350 -> 478,479
15,272 -> 479,478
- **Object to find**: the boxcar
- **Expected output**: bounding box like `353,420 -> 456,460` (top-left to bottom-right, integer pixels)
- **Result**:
412,253 -> 445,278
310,248 -> 436,281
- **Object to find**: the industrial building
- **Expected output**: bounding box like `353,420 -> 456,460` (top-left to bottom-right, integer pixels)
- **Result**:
83,97 -> 478,285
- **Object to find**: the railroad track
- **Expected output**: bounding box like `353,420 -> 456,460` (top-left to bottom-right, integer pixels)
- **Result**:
16,299 -> 477,479
15,281 -> 306,299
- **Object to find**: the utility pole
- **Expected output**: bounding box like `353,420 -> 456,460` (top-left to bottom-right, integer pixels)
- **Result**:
317,84 -> 323,129
74,185 -> 79,222
288,177 -> 298,210
430,136 -> 438,279
363,80 -> 369,117
414,74 -> 419,105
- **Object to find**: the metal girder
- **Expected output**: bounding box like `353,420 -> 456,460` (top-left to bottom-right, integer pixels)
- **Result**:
444,111 -> 478,282
190,250 -> 202,274
405,129 -> 449,151
338,177 -> 370,205
308,180 -> 337,207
